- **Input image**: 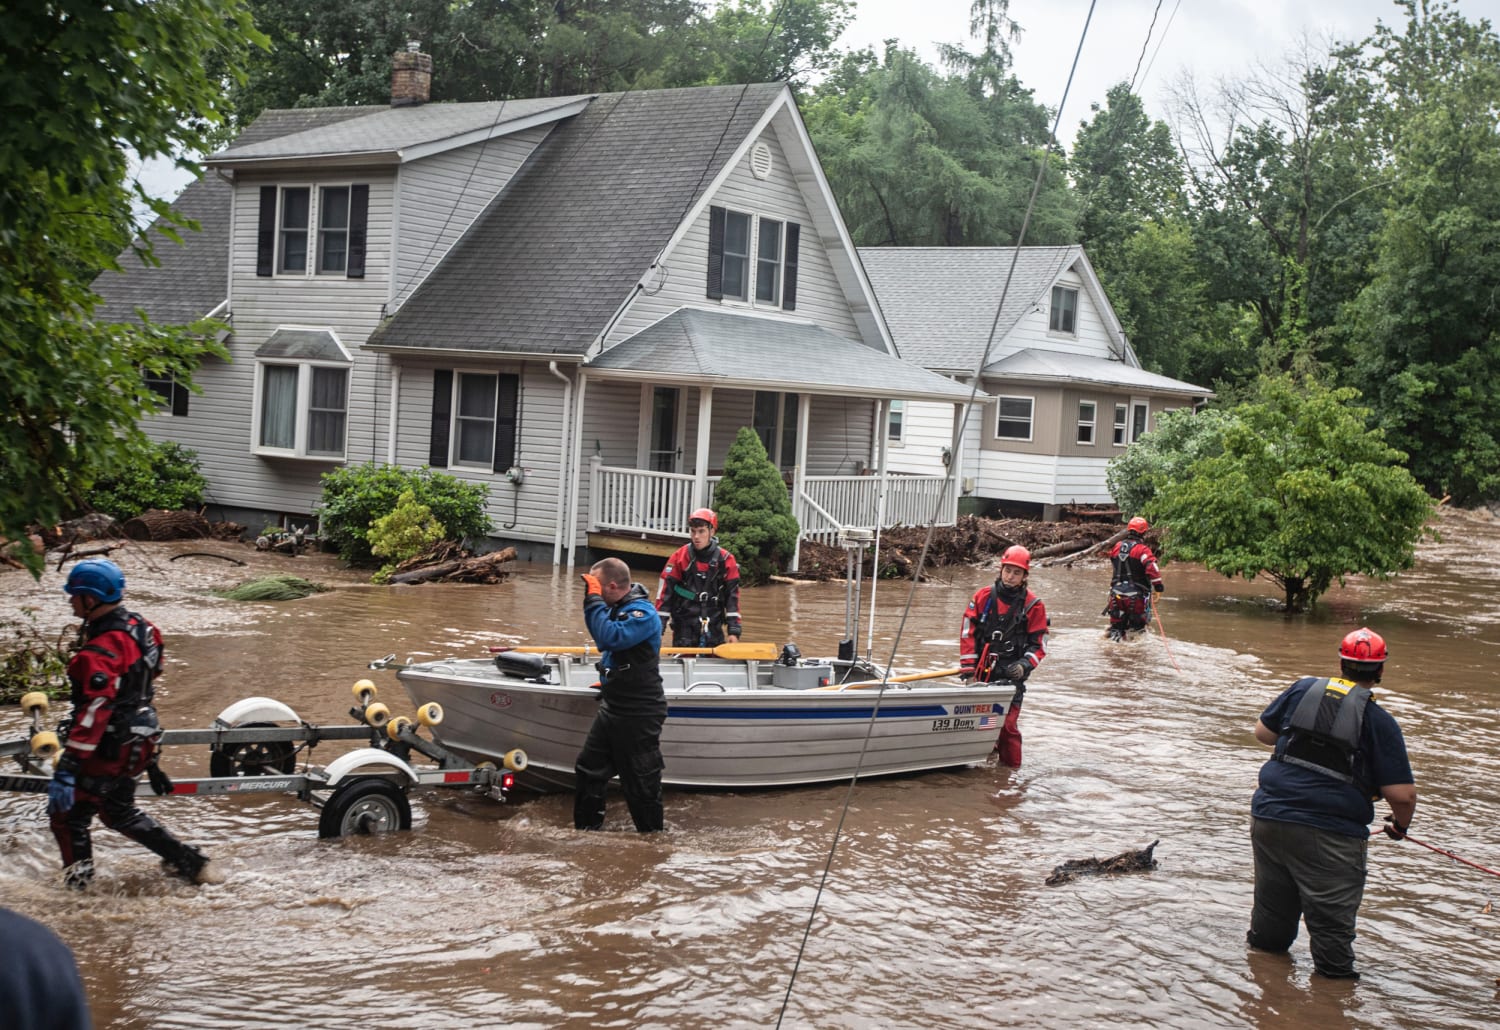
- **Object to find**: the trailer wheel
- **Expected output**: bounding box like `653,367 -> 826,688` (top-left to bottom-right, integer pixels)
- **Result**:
209,722 -> 297,778
319,777 -> 412,838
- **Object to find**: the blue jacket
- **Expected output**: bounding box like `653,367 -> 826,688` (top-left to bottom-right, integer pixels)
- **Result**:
584,583 -> 665,713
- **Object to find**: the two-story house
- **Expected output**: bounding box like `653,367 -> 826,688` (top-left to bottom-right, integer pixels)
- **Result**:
95,55 -> 981,568
859,246 -> 1212,517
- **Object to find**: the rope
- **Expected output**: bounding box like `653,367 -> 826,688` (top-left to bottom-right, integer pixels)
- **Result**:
1150,598 -> 1182,673
1402,833 -> 1500,880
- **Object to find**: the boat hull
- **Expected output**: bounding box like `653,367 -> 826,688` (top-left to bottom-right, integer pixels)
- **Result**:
396,656 -> 1013,792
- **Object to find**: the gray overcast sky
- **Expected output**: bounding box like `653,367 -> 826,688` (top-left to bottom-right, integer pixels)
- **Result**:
837,0 -> 1500,134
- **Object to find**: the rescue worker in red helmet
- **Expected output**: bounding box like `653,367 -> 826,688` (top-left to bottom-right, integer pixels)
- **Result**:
1104,516 -> 1164,641
1247,627 -> 1416,979
655,507 -> 743,648
49,558 -> 223,888
959,545 -> 1048,767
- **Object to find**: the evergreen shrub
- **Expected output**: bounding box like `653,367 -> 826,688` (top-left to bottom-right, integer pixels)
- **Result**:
714,427 -> 798,585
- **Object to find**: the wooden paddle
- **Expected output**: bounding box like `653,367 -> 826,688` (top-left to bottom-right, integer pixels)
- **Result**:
815,666 -> 965,690
489,642 -> 781,660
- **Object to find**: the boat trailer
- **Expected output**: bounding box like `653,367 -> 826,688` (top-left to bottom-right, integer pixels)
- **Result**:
0,681 -> 529,838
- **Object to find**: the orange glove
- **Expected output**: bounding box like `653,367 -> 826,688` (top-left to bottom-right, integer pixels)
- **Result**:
581,573 -> 602,597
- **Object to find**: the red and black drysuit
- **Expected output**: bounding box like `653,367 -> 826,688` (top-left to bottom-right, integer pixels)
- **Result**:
960,581 -> 1048,768
1104,533 -> 1163,637
655,539 -> 742,647
50,608 -> 208,886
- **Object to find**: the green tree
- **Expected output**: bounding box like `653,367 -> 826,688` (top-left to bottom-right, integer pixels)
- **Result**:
804,44 -> 1075,247
713,427 -> 798,585
85,441 -> 208,520
1344,0 -> 1500,503
1,1 -> 263,574
1147,376 -> 1433,612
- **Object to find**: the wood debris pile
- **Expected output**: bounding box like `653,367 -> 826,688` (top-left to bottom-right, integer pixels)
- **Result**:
790,516 -> 1124,582
388,541 -> 517,585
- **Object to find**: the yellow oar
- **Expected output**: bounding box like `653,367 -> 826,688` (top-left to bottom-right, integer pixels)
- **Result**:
815,666 -> 965,690
490,642 -> 780,660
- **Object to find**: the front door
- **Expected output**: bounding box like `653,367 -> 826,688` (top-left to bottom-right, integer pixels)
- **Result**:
648,386 -> 680,472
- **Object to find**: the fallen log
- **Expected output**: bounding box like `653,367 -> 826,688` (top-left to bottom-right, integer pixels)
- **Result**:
56,545 -> 119,570
1046,527 -> 1128,567
123,508 -> 212,541
388,546 -> 518,585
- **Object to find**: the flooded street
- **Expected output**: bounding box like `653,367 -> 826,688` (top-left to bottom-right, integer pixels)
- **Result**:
4,512 -> 1500,1029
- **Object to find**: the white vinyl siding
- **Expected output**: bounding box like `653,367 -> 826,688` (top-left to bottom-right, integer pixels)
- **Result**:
607,125 -> 860,344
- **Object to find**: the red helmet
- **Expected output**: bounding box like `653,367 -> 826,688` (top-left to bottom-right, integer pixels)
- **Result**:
1127,516 -> 1149,534
1339,628 -> 1387,663
999,545 -> 1031,571
689,507 -> 717,530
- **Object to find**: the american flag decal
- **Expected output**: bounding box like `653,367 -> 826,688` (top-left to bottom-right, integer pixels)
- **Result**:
978,715 -> 999,730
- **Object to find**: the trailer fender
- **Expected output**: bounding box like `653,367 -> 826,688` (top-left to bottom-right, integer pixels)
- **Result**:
323,749 -> 419,788
214,697 -> 301,728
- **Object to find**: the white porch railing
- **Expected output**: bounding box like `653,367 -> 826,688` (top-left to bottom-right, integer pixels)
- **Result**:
588,461 -> 955,544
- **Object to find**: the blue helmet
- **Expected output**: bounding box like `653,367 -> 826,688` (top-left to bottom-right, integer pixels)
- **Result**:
63,558 -> 126,603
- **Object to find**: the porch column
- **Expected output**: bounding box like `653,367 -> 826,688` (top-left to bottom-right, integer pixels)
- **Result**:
791,391 -> 812,573
949,400 -> 965,522
694,386 -> 713,509
564,373 -> 590,569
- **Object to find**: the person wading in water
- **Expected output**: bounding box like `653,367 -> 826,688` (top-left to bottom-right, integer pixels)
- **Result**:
959,545 -> 1049,767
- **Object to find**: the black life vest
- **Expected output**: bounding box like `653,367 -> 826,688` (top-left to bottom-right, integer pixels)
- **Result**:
672,543 -> 727,617
1112,535 -> 1148,591
81,608 -> 162,734
599,587 -> 665,706
1272,678 -> 1373,794
977,587 -> 1039,666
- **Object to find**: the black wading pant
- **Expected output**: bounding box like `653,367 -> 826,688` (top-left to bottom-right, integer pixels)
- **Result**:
573,702 -> 666,833
1247,816 -> 1367,978
50,769 -> 204,887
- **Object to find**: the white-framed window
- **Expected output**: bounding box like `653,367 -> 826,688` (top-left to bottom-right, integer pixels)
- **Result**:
709,206 -> 799,310
887,399 -> 905,443
722,210 -> 752,300
316,185 -> 351,274
260,183 -> 366,279
1077,401 -> 1096,445
756,217 -> 783,304
143,370 -> 189,416
1049,285 -> 1078,334
1132,400 -> 1149,441
1113,404 -> 1128,446
995,395 -> 1034,441
255,362 -> 349,458
452,372 -> 499,469
252,328 -> 351,459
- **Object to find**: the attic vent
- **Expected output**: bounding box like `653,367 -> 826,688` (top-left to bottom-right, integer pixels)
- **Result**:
749,141 -> 774,180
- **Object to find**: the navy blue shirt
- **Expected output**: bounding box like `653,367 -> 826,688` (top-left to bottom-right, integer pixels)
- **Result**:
0,908 -> 91,1030
1253,676 -> 1414,838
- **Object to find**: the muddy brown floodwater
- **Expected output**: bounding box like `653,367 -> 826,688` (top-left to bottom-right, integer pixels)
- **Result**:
3,512 -> 1500,1029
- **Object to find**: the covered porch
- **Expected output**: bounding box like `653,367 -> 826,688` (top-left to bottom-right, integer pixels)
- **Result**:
568,309 -> 981,568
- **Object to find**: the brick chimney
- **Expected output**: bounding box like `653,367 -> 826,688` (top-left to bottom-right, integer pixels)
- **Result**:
391,41 -> 432,107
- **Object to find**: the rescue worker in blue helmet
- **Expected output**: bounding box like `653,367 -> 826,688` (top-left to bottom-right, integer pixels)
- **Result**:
1246,627 -> 1416,979
49,558 -> 223,888
655,507 -> 742,647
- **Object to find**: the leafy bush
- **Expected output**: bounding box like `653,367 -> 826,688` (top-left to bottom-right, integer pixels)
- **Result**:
1105,407 -> 1234,518
0,609 -> 70,704
83,440 -> 207,519
369,491 -> 445,582
713,427 -> 798,585
319,464 -> 490,563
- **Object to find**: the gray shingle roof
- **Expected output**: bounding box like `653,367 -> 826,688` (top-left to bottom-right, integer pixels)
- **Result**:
93,172 -> 230,324
587,308 -> 981,402
368,82 -> 789,356
983,348 -> 1211,395
208,97 -> 587,164
857,246 -> 1083,370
